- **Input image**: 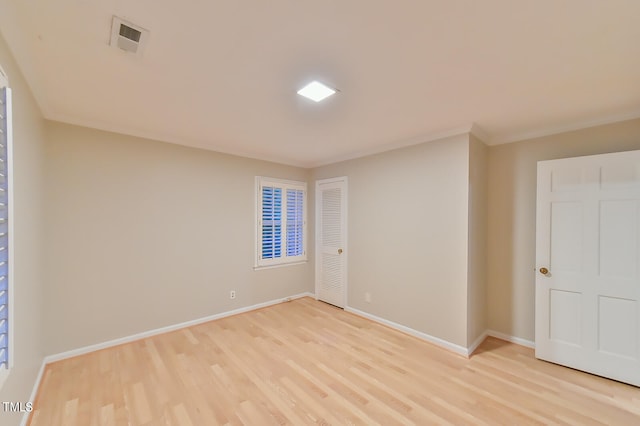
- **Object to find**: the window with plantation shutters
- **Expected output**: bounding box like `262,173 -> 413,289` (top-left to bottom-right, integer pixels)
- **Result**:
0,84 -> 11,370
256,178 -> 306,268
261,186 -> 282,260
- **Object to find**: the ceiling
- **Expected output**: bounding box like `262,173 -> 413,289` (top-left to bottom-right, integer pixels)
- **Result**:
1,0 -> 640,167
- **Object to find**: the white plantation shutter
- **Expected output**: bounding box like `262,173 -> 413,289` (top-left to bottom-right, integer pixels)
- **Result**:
0,86 -> 11,369
286,189 -> 304,256
256,178 -> 306,267
261,186 -> 282,260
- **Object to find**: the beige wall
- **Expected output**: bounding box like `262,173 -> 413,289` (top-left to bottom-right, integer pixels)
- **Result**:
487,118 -> 640,341
313,135 -> 471,347
467,134 -> 488,346
44,122 -> 313,355
0,32 -> 47,424
41,116 -> 640,356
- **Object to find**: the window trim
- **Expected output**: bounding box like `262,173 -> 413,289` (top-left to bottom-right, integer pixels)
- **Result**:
255,177 -> 307,269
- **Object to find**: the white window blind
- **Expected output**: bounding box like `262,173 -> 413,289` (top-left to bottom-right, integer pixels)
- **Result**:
256,178 -> 306,267
0,86 -> 11,370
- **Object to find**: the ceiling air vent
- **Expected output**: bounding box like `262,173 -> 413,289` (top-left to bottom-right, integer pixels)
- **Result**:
110,16 -> 149,56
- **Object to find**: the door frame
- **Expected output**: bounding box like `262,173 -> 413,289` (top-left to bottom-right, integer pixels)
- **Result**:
315,176 -> 348,308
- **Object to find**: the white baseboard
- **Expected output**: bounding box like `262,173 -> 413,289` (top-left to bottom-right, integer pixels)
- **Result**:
467,330 -> 489,356
342,308 -> 537,357
41,298 -> 534,366
45,292 -> 314,364
487,329 -> 535,349
345,306 -> 470,357
21,358 -> 46,426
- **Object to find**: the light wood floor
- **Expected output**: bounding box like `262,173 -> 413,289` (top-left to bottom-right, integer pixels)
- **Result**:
29,297 -> 640,425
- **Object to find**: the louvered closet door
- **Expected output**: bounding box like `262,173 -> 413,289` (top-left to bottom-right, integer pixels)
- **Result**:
316,177 -> 347,308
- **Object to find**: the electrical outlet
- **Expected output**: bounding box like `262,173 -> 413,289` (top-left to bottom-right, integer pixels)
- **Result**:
230,290 -> 236,300
365,292 -> 371,303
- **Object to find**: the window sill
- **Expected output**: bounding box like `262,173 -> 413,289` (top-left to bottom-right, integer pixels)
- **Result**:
254,260 -> 307,271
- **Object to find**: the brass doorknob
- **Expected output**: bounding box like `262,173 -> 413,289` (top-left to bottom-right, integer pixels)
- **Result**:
338,248 -> 343,254
539,267 -> 549,275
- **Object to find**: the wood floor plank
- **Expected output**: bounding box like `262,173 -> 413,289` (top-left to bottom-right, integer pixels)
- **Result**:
28,297 -> 640,425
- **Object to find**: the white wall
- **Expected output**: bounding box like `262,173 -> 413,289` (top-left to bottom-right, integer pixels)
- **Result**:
0,30 -> 47,426
44,122 -> 313,355
487,118 -> 640,341
313,135 -> 471,347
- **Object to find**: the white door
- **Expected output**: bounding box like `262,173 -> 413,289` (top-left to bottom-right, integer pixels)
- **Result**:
535,150 -> 640,386
316,177 -> 347,308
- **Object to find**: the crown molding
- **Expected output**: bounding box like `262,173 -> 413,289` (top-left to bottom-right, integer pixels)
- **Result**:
309,124 -> 479,168
489,109 -> 640,145
469,122 -> 491,143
